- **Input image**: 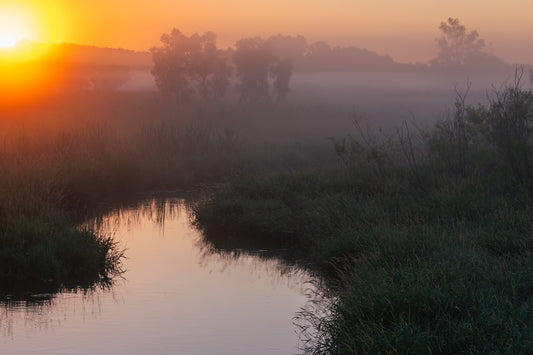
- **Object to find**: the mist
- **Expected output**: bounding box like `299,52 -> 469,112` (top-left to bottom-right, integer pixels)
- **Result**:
0,19 -> 525,168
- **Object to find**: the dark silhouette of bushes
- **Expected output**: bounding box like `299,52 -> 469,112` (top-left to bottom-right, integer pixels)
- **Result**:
428,68 -> 533,195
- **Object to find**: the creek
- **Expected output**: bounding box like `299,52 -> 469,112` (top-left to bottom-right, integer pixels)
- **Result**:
1,196 -> 314,354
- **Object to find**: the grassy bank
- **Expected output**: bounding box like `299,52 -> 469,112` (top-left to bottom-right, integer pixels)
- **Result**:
0,184 -> 123,290
193,74 -> 533,353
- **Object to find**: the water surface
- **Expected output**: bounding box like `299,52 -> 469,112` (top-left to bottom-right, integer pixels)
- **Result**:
1,197 -> 312,354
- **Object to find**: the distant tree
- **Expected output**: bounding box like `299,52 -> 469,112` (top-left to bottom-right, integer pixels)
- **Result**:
265,34 -> 307,65
210,56 -> 232,99
151,29 -> 231,101
305,41 -> 332,69
270,59 -> 293,102
233,37 -> 276,102
308,41 -> 331,54
302,41 -> 398,71
188,32 -> 232,100
151,29 -> 194,101
430,18 -> 504,69
233,36 -> 296,101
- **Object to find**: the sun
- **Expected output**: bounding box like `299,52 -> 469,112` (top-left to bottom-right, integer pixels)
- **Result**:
0,6 -> 35,48
0,33 -> 21,48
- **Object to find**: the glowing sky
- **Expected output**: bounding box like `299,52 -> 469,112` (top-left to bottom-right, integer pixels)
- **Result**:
6,0 -> 533,63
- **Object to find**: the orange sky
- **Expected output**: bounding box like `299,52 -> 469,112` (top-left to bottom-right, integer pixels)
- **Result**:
4,0 -> 533,63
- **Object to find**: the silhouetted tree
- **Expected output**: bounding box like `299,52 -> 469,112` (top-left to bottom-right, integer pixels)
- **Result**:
210,57 -> 232,99
151,29 -> 194,101
151,29 -> 231,101
188,32 -> 232,100
233,37 -> 275,102
266,34 -> 307,65
304,41 -> 332,69
271,59 -> 292,102
430,18 -> 503,69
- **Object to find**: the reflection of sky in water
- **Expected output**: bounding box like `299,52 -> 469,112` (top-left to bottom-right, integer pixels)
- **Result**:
1,198 -> 314,354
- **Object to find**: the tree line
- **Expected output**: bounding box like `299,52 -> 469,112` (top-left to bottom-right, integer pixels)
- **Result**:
150,30 -> 402,102
150,30 -> 294,103
151,20 -> 509,102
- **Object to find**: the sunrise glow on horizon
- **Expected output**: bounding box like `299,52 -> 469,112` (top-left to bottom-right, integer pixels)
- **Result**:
0,0 -> 531,107
0,0 -> 527,64
0,5 -> 34,48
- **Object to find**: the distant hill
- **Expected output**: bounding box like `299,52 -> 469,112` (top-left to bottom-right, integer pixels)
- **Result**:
0,40 -> 153,91
48,42 -> 152,69
7,40 -> 152,69
299,44 -> 422,72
